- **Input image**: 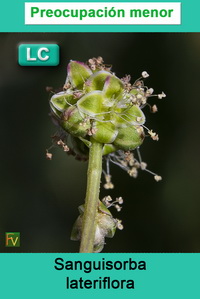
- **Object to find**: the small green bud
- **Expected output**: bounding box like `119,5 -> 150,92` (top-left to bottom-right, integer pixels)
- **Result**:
77,91 -> 105,117
113,104 -> 145,128
71,201 -> 117,253
103,75 -> 124,99
61,106 -> 90,137
84,70 -> 111,93
66,60 -> 92,89
102,144 -> 117,155
114,125 -> 144,151
92,121 -> 118,144
50,91 -> 77,118
97,201 -> 116,238
50,91 -> 75,111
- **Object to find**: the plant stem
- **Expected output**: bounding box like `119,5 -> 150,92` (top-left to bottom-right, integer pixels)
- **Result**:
79,138 -> 103,253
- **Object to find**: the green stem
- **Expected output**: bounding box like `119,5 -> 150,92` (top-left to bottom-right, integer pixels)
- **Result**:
79,138 -> 103,253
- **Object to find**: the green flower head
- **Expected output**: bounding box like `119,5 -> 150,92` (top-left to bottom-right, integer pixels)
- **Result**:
50,58 -> 148,154
49,57 -> 165,181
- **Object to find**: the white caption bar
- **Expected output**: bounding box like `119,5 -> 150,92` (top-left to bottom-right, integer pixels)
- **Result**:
25,2 -> 181,25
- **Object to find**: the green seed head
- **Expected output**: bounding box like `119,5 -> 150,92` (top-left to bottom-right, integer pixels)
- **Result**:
49,58 -> 159,155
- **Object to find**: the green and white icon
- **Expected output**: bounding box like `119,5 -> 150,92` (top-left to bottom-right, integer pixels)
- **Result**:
18,44 -> 59,66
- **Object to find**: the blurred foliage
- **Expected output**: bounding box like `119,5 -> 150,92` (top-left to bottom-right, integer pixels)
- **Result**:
0,33 -> 200,252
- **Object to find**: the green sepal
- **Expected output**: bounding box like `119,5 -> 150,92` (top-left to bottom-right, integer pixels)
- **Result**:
114,125 -> 144,151
92,121 -> 118,144
97,213 -> 116,239
49,102 -> 62,119
78,137 -> 92,148
50,91 -> 75,112
61,106 -> 90,137
77,91 -> 105,117
84,71 -> 111,93
113,104 -> 145,128
70,201 -> 117,252
102,144 -> 117,155
67,60 -> 92,89
98,201 -> 112,216
97,201 -> 116,239
103,75 -> 124,99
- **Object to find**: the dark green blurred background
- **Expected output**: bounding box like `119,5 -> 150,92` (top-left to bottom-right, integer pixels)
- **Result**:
0,33 -> 200,252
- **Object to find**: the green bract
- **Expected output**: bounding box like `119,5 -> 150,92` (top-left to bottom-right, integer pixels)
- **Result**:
71,201 -> 117,253
50,60 -> 146,153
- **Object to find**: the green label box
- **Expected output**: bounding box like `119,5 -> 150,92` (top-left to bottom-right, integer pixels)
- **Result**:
18,44 -> 59,66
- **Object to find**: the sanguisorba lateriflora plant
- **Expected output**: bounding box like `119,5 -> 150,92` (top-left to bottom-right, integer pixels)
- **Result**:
47,57 -> 165,253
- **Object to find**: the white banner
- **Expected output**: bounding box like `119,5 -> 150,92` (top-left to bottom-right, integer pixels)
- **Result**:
25,2 -> 181,25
